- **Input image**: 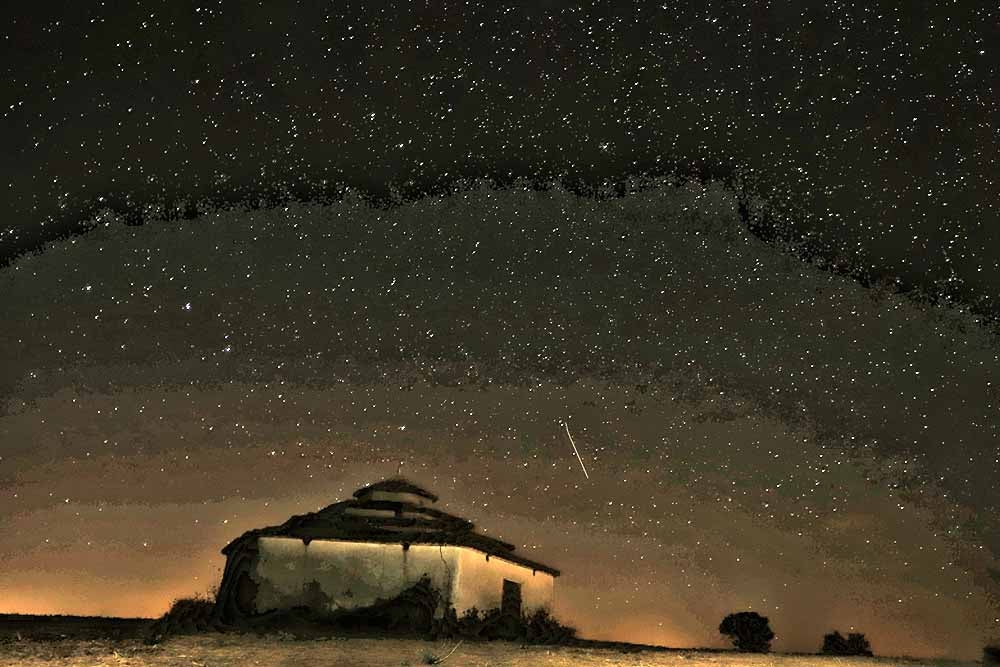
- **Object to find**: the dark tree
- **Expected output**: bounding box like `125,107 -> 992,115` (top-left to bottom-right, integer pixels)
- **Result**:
822,630 -> 874,656
845,632 -> 874,656
822,630 -> 849,654
718,611 -> 775,653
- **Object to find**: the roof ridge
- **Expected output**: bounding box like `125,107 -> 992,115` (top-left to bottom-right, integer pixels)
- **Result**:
219,484 -> 559,576
352,476 -> 439,502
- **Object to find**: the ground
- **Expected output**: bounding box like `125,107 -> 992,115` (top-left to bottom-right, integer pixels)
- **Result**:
0,635 -> 982,667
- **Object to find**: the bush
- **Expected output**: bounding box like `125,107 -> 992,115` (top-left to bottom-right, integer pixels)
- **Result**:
431,605 -> 576,644
718,611 -> 775,653
821,630 -> 874,656
523,608 -> 577,644
144,592 -> 218,644
332,575 -> 441,635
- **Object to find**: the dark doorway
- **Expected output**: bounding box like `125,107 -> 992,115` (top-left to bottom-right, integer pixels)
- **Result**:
235,571 -> 259,615
501,579 -> 522,617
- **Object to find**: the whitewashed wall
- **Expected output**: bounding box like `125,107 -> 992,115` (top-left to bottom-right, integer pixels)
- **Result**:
252,537 -> 459,613
249,537 -> 555,617
452,549 -> 555,615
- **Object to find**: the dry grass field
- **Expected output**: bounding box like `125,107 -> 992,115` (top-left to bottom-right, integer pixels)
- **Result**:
0,635 -> 984,667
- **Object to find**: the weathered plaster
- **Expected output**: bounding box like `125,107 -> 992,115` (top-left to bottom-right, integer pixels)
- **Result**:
453,548 -> 555,615
251,537 -> 459,614
246,536 -> 554,618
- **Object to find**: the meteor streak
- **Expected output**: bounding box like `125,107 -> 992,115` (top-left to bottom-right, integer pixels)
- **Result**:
562,420 -> 590,480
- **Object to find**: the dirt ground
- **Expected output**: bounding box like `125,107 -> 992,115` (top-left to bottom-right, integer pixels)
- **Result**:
0,635 -> 982,667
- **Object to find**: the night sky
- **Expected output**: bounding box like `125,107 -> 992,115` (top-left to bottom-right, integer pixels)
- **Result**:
1,1 -> 998,661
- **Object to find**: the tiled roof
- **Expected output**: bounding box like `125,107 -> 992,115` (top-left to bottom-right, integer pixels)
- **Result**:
222,480 -> 560,576
352,477 -> 439,502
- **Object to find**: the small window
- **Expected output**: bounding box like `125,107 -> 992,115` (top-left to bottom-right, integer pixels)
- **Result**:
501,579 -> 522,617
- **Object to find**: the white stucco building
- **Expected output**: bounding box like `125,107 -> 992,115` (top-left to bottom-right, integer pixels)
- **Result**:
213,478 -> 559,625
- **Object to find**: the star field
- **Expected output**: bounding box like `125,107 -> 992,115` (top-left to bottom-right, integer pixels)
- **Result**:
1,180 -> 998,658
1,1 -> 999,661
2,2 -> 998,314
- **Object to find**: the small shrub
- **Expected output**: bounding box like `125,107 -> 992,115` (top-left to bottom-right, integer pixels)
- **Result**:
523,608 -> 577,644
822,630 -> 874,656
432,605 -> 576,644
481,607 -> 501,622
422,639 -> 465,664
144,592 -> 217,644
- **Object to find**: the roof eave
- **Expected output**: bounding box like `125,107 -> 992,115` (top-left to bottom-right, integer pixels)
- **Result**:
223,532 -> 560,576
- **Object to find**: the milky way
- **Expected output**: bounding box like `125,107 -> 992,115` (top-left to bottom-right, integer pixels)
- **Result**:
1,178 -> 997,658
